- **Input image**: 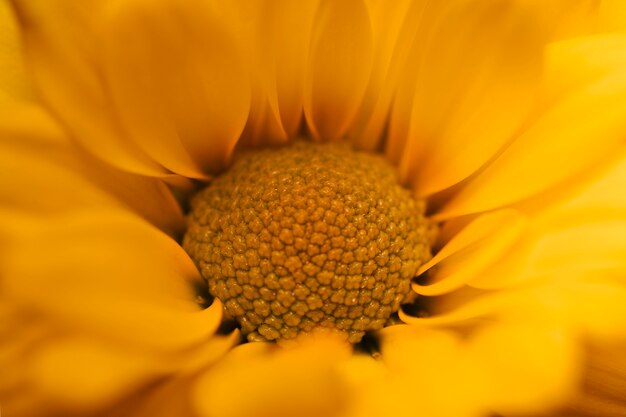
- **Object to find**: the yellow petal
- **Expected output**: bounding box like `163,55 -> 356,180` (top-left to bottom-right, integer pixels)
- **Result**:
417,209 -> 524,275
193,337 -> 351,417
391,0 -> 553,196
0,0 -> 33,101
272,0 -> 320,138
11,0 -> 169,176
440,63 -> 626,219
467,320 -> 582,415
404,280 -> 626,342
0,124 -> 184,235
304,0 -> 374,141
3,210 -> 220,351
472,220 -> 626,290
599,0 -> 626,33
348,0 -> 420,150
542,35 -> 626,103
469,149 -> 626,289
564,341 -> 626,417
413,210 -> 526,296
108,375 -> 198,417
210,1 -> 292,147
556,148 -> 626,211
0,98 -> 65,144
549,0 -> 604,40
0,311 -> 46,395
29,337 -> 163,411
375,325 -> 486,417
100,0 -> 251,175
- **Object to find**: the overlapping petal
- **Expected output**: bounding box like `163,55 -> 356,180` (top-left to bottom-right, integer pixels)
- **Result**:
304,0 -> 374,142
599,0 -> 626,33
438,35 -> 626,219
10,0 -> 167,176
348,0 -> 420,151
0,0 -> 32,102
193,336 -> 352,417
0,102 -> 231,416
11,0 -> 251,177
0,114 -> 184,236
343,323 -> 580,417
387,0 -> 554,196
562,341 -> 626,417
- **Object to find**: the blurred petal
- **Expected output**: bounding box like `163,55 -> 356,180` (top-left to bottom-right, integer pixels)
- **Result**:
439,36 -> 626,219
467,321 -> 582,415
106,376 -> 198,417
193,337 -> 351,417
0,0 -> 33,101
465,149 -> 626,289
273,0 -> 320,138
471,220 -> 626,290
100,0 -> 250,175
11,0 -> 168,176
417,209 -> 524,274
0,117 -> 184,235
562,341 -> 626,417
413,210 -> 526,296
371,326 -> 485,417
211,1 -> 293,146
3,210 -> 220,351
599,0 -> 626,33
542,35 -> 626,104
12,0 -> 251,177
30,337 -> 163,410
304,0 -> 374,141
0,97 -> 65,143
391,0 -> 553,196
385,322 -> 580,416
404,281 -> 626,342
348,0 -> 422,150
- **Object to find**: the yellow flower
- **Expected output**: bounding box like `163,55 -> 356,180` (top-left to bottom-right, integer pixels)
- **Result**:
2,1 -> 626,417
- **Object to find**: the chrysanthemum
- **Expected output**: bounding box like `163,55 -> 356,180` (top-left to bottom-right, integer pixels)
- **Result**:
3,0 -> 626,416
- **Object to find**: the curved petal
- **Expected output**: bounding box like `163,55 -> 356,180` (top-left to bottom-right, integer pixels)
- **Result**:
413,210 -> 526,296
10,0 -> 168,176
0,118 -> 184,235
0,0 -> 33,101
348,0 -> 424,151
542,35 -> 626,103
100,0 -> 251,175
304,0 -> 374,141
210,1 -> 294,147
193,337 -> 351,417
439,36 -> 626,219
599,0 -> 626,33
391,0 -> 555,196
402,281 -> 626,340
467,321 -> 581,416
11,0 -> 251,177
3,210 -> 221,351
417,209 -> 525,275
29,337 -> 164,411
467,149 -> 626,289
471,220 -> 626,290
107,375 -> 199,417
563,342 -> 626,417
272,0 -> 320,138
373,325 -> 486,417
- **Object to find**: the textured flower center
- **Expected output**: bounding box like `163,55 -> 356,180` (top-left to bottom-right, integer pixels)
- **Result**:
183,141 -> 431,343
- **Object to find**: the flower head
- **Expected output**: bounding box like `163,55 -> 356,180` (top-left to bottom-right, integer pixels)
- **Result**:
2,1 -> 626,416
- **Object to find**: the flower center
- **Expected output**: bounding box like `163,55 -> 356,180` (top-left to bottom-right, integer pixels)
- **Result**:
183,141 -> 432,343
